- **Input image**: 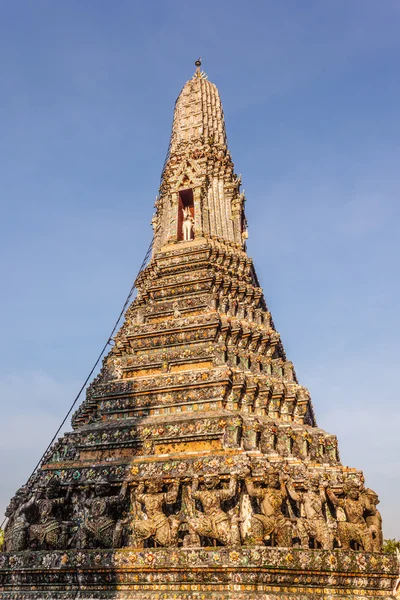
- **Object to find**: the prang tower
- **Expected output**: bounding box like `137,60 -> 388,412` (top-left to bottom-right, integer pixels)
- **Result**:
1,63 -> 396,600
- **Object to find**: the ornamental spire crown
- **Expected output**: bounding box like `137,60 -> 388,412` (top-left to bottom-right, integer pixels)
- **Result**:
151,62 -> 247,254
169,66 -> 227,152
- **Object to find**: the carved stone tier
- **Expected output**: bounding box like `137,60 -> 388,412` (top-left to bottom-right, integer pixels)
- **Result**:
71,239 -> 316,430
0,548 -> 396,599
2,65 -> 395,598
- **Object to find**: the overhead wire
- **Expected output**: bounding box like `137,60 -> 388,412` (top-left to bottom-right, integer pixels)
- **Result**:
31,237 -> 154,479
0,237 -> 153,532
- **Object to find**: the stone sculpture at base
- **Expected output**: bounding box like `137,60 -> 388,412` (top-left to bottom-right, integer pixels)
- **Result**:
130,479 -> 180,547
29,481 -> 71,550
289,477 -> 333,550
359,476 -> 384,553
327,482 -> 373,551
3,488 -> 35,552
244,470 -> 293,547
188,474 -> 237,546
77,481 -> 128,549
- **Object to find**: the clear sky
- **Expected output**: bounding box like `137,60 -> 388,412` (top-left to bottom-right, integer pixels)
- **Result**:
0,0 -> 399,538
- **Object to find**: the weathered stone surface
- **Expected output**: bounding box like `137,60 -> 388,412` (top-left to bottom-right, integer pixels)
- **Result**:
0,548 -> 397,599
1,62 -> 396,597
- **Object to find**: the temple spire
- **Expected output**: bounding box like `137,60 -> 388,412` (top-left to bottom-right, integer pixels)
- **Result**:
1,66 -> 390,598
151,68 -> 247,254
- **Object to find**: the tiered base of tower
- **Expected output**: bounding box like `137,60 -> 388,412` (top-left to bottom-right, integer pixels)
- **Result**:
0,547 -> 397,599
1,239 -> 397,598
2,65 -> 397,598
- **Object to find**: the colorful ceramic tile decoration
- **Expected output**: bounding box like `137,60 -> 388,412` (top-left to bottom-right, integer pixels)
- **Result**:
0,61 -> 397,599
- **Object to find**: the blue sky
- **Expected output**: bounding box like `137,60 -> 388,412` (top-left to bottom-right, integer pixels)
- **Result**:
0,0 -> 399,538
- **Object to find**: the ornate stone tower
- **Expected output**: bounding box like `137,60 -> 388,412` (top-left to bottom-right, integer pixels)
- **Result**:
0,63 -> 397,599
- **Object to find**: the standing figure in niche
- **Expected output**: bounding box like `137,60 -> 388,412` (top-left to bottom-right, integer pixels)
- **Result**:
244,470 -> 293,547
130,479 -> 180,547
182,207 -> 194,241
327,481 -> 373,551
187,473 -> 238,546
285,476 -> 333,550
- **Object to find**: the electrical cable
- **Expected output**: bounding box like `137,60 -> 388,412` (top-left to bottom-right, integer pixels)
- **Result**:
0,238 -> 153,531
31,237 -> 153,478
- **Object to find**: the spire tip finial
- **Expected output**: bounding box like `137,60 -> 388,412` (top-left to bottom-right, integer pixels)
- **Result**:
195,58 -> 202,76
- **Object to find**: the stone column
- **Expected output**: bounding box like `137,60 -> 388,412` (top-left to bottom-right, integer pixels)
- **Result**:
168,192 -> 179,243
193,186 -> 203,237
